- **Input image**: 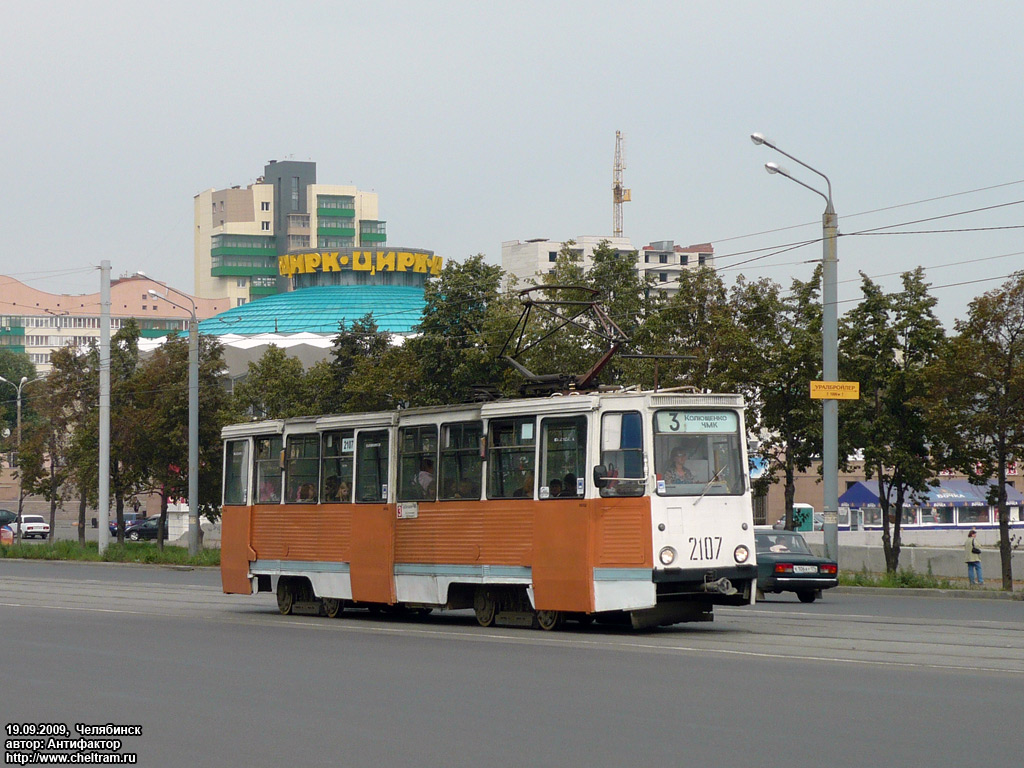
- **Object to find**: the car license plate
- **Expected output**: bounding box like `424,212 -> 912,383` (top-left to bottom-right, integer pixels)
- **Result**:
793,565 -> 818,574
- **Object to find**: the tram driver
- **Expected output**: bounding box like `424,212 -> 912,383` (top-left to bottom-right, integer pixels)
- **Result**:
665,447 -> 695,484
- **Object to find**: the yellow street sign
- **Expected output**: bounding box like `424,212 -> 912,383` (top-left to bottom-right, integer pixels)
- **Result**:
810,381 -> 860,400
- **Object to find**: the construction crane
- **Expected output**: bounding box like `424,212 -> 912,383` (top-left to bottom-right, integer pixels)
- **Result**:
612,130 -> 631,238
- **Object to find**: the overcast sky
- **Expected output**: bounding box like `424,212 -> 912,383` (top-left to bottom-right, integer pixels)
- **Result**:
3,1 -> 1022,327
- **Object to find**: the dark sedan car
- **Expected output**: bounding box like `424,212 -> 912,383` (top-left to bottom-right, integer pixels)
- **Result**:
124,517 -> 168,542
754,529 -> 838,603
108,512 -> 143,536
0,509 -> 17,527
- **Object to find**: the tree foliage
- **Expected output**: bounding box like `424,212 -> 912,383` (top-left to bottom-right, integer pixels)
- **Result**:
630,266 -> 738,391
132,333 -> 236,547
731,268 -> 822,529
924,271 -> 1024,589
232,345 -> 309,420
840,269 -> 945,573
0,347 -> 37,442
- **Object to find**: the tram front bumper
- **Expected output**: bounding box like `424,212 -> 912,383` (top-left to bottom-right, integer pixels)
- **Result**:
653,565 -> 757,603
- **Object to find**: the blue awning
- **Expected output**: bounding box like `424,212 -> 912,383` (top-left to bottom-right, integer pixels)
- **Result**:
838,481 -> 881,508
839,479 -> 1024,508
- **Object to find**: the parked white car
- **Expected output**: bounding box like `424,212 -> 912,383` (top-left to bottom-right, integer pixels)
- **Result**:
18,515 -> 50,539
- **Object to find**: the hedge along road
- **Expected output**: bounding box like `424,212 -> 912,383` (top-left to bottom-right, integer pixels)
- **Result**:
1,559 -> 1020,768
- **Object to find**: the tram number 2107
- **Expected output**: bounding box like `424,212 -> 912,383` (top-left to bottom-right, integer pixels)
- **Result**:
689,536 -> 723,561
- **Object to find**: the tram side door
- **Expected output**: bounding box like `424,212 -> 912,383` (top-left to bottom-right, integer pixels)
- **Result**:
349,429 -> 397,604
532,414 -> 594,613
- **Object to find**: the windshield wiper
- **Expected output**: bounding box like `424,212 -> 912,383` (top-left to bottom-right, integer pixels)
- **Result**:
694,466 -> 728,505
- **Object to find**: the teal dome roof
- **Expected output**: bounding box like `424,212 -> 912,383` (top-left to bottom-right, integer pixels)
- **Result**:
198,285 -> 425,336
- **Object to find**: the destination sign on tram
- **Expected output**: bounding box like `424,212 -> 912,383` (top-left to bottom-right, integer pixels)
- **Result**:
654,411 -> 738,433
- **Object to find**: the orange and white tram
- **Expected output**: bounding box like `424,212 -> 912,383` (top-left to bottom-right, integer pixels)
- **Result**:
220,390 -> 757,629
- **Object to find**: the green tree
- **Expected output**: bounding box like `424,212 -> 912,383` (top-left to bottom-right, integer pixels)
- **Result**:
840,269 -> 945,573
925,271 -> 1024,589
730,269 -> 822,529
17,346 -> 87,540
406,254 -> 511,405
0,347 -> 37,449
232,345 -> 308,419
134,333 -> 236,549
322,314 -> 396,412
70,321 -> 149,542
630,267 -> 738,392
53,345 -> 100,543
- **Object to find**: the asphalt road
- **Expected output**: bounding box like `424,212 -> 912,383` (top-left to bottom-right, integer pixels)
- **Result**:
1,560 -> 1021,768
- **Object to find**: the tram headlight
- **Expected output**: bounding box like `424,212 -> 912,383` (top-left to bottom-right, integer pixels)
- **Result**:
734,545 -> 750,564
659,547 -> 677,566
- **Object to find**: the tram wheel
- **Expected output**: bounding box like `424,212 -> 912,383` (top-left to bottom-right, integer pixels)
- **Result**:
536,610 -> 564,631
322,597 -> 343,618
276,578 -> 295,615
474,588 -> 497,627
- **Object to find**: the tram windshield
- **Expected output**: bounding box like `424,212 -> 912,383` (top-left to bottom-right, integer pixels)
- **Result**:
653,410 -> 744,496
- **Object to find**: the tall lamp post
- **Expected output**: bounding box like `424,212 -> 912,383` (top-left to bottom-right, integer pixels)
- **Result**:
751,132 -> 839,563
0,374 -> 39,542
148,288 -> 200,556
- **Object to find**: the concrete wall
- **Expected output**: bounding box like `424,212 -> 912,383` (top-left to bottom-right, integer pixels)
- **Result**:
801,531 -> 1024,580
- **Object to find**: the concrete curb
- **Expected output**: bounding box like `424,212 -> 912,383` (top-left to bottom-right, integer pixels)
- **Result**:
834,585 -> 1023,600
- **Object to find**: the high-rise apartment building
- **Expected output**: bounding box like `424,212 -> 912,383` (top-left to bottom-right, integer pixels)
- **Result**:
501,236 -> 714,299
194,160 -> 386,306
500,236 -> 636,289
639,241 -> 715,298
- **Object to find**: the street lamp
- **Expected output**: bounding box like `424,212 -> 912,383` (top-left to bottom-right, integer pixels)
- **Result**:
0,374 -> 39,542
148,287 -> 200,556
751,132 -> 840,564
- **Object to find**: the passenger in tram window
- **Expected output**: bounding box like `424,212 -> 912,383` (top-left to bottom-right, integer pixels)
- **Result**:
338,481 -> 352,503
416,458 -> 435,496
513,470 -> 534,498
665,447 -> 695,483
298,483 -> 316,502
324,476 -> 341,502
259,479 -> 279,503
547,478 -> 563,498
562,473 -> 578,497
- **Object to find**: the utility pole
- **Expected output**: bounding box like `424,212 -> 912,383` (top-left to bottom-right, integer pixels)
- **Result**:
98,260 -> 111,555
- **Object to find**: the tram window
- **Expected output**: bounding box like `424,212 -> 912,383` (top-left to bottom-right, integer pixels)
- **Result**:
439,421 -> 482,501
321,430 -> 354,503
487,417 -> 536,499
284,434 -> 320,503
254,436 -> 283,504
356,430 -> 389,503
223,440 -> 249,505
653,410 -> 744,497
540,416 -> 586,498
599,411 -> 645,497
398,425 -> 438,502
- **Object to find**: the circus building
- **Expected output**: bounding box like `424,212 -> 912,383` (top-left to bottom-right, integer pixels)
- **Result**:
194,160 -> 441,346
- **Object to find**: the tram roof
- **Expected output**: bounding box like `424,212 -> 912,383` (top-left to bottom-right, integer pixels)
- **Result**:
221,390 -> 747,440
